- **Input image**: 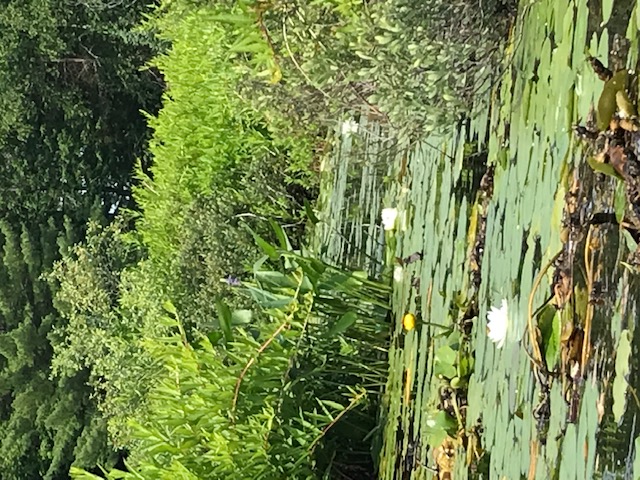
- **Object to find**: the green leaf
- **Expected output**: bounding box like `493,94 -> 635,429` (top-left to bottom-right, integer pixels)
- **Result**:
303,199 -> 320,225
424,410 -> 456,447
434,345 -> 457,379
328,311 -> 358,336
255,270 -> 299,290
246,226 -> 279,259
245,285 -> 293,308
542,308 -> 561,369
162,300 -> 178,317
602,0 -> 614,25
318,399 -> 345,411
597,70 -> 628,130
210,13 -> 255,25
231,309 -> 253,325
270,220 -> 291,250
615,181 -> 627,223
621,228 -> 638,252
587,155 -> 624,180
215,300 -> 234,343
207,331 -> 224,346
613,329 -> 632,422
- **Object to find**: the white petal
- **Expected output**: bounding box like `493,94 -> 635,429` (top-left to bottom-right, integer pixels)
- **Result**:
381,208 -> 398,231
341,119 -> 359,136
393,266 -> 404,283
486,299 -> 508,349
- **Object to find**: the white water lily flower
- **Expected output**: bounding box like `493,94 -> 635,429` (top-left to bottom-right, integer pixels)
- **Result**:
393,266 -> 403,283
341,118 -> 359,136
487,299 -> 508,349
381,207 -> 398,231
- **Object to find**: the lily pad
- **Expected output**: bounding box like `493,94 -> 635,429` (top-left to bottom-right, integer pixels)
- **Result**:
612,329 -> 632,423
597,70 -> 629,130
614,181 -> 627,224
434,344 -> 457,379
424,410 -> 457,447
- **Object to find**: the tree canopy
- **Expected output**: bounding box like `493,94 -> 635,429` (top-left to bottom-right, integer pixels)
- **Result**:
0,1 -> 163,477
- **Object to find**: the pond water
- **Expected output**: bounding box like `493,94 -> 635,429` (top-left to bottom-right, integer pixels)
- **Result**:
315,0 -> 640,478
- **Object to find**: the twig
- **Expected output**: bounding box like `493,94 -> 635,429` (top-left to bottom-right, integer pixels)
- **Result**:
231,268 -> 306,418
281,19 -> 331,99
308,389 -> 367,454
231,321 -> 291,415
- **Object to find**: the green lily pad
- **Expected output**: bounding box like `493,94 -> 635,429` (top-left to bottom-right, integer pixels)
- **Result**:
612,329 -> 632,422
614,181 -> 627,224
597,70 -> 629,130
424,410 -> 456,447
434,344 -> 457,379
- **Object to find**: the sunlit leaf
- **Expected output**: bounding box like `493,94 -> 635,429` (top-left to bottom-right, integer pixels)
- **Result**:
231,309 -> 253,325
613,329 -> 632,422
424,411 -> 456,447
162,300 -> 178,317
602,0 -> 614,25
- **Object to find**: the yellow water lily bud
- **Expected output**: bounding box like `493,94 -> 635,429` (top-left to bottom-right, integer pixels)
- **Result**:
403,313 -> 416,331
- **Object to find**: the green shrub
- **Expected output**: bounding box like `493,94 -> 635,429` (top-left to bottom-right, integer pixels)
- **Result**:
251,0 -> 516,133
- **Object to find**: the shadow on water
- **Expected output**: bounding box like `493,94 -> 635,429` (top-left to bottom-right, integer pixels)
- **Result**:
314,0 -> 640,478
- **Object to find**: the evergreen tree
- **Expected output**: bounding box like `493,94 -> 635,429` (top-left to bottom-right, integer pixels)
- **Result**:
0,0 -> 163,477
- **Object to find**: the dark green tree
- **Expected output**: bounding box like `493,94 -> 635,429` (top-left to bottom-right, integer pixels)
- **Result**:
0,0 -> 164,477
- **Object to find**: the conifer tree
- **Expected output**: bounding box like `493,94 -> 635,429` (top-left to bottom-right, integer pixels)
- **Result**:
0,0 -> 163,477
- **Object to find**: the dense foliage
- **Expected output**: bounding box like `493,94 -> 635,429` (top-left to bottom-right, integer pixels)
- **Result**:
0,0 -> 164,478
53,1 -> 388,478
252,0 -> 516,133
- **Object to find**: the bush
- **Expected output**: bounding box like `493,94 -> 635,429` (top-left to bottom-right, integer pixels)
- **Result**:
250,0 -> 517,133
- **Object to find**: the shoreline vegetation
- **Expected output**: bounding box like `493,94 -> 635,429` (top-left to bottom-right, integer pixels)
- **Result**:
0,0 -> 517,479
